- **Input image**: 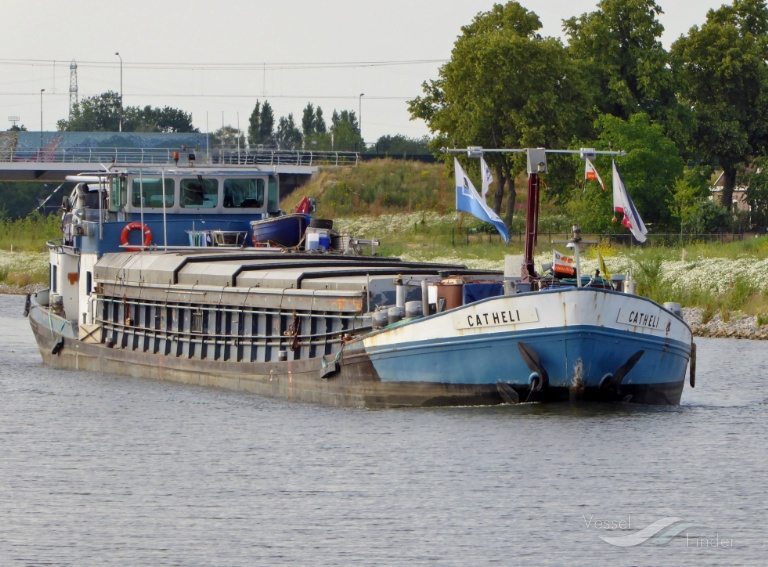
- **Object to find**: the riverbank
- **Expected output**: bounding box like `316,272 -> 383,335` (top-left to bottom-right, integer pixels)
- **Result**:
683,307 -> 768,340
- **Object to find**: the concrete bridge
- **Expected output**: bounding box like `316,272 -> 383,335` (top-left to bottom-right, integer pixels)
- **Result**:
0,131 -> 359,189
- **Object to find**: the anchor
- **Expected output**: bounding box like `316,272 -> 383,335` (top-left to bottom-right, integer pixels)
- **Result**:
518,342 -> 549,400
599,350 -> 645,400
51,338 -> 64,355
496,381 -> 520,404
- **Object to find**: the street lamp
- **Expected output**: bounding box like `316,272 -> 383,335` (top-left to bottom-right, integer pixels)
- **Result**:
358,93 -> 364,143
115,51 -> 123,132
39,88 -> 45,154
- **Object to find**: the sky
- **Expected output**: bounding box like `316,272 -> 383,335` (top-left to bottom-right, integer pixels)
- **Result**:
2,0 -> 728,143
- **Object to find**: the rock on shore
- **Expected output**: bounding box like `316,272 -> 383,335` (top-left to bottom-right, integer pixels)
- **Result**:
0,283 -> 45,295
683,308 -> 768,340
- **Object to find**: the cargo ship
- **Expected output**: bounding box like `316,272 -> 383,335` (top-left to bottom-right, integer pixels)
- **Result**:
25,149 -> 694,408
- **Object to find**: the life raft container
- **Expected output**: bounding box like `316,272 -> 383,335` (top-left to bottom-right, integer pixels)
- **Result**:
120,222 -> 152,251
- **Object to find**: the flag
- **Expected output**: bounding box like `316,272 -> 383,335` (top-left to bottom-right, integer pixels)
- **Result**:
480,157 -> 493,199
597,249 -> 611,279
454,158 -> 509,242
585,157 -> 606,191
553,249 -> 575,276
612,161 -> 647,243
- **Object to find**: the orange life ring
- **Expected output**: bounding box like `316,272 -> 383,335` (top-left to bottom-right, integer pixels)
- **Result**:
120,222 -> 152,251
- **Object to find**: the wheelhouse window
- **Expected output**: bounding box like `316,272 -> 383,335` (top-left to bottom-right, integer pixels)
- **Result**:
181,178 -> 218,208
131,177 -> 175,208
110,177 -> 127,211
223,178 -> 265,208
267,177 -> 279,213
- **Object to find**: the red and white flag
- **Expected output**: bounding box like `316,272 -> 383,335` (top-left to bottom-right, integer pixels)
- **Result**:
612,161 -> 647,243
585,157 -> 606,191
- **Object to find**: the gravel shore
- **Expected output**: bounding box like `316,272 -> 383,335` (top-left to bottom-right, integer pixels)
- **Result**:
4,284 -> 764,340
682,307 -> 768,340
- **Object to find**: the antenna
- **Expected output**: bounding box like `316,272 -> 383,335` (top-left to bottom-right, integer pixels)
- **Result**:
69,60 -> 79,116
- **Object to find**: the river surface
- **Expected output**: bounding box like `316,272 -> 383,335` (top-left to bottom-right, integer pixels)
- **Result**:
0,294 -> 765,566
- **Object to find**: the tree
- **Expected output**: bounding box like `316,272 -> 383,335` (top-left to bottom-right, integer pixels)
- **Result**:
58,91 -> 197,132
373,134 -> 431,156
668,164 -> 715,233
595,113 -> 685,229
275,113 -> 303,150
671,0 -> 768,207
58,91 -> 121,131
211,125 -> 245,147
314,107 -> 327,134
124,105 -> 197,133
258,101 -> 275,147
330,110 -> 363,151
247,100 -> 261,146
409,1 -> 592,227
741,157 -> 768,228
0,182 -> 57,218
153,106 -> 197,132
299,103 -> 332,149
301,103 -> 315,136
563,1 -> 679,124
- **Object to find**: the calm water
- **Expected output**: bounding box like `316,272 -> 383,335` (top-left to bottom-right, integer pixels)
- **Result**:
1,294 -> 765,566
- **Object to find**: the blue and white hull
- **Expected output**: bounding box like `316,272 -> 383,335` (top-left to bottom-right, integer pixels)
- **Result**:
355,288 -> 693,405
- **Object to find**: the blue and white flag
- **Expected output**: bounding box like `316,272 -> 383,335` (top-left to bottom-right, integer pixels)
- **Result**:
455,158 -> 509,242
480,157 -> 493,199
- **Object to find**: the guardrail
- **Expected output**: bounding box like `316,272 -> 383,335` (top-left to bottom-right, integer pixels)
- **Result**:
0,147 -> 361,167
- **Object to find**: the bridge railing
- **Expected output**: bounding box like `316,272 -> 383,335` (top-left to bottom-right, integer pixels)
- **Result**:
0,146 -> 360,167
210,148 -> 360,166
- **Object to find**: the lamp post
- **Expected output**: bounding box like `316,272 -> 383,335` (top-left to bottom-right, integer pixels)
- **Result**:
115,51 -> 123,132
39,88 -> 45,157
358,93 -> 364,149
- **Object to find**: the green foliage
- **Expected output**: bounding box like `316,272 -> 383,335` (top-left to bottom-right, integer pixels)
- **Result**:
210,126 -> 245,147
258,102 -> 275,147
564,186 -> 615,233
281,160 -> 451,217
247,100 -> 261,146
686,200 -> 732,234
594,113 -> 685,229
0,212 -> 60,251
631,249 -> 665,302
670,164 -> 719,232
409,1 -> 593,226
59,92 -> 197,132
275,113 -> 303,150
564,0 -> 680,127
0,182 -> 62,219
741,156 -> 768,228
372,135 -> 431,157
58,91 -> 121,131
301,103 -> 316,136
671,0 -> 768,205
330,110 -> 363,151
